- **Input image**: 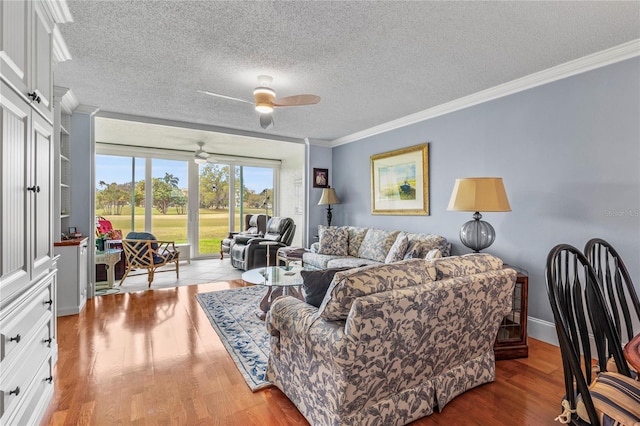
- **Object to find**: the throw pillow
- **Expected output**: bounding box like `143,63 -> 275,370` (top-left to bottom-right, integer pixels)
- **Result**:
357,228 -> 400,262
425,248 -> 442,260
345,226 -> 369,257
385,234 -> 409,263
301,267 -> 350,308
318,226 -> 348,256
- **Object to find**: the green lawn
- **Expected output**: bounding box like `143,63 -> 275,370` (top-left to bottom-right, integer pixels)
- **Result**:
98,207 -> 264,254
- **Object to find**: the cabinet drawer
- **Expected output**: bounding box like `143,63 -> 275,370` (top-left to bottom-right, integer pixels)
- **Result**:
0,277 -> 54,363
3,356 -> 53,426
0,320 -> 52,420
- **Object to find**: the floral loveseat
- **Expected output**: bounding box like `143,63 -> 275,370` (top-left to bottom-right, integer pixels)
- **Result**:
303,225 -> 451,270
266,253 -> 516,426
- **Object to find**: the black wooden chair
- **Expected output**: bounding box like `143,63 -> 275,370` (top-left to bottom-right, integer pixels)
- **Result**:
584,238 -> 640,345
545,244 -> 639,426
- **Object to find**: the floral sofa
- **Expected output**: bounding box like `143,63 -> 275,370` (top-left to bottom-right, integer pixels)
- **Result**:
266,253 -> 516,426
302,225 -> 451,270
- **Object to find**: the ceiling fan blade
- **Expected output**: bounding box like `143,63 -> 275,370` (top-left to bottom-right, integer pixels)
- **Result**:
197,90 -> 253,105
272,94 -> 320,107
259,113 -> 274,130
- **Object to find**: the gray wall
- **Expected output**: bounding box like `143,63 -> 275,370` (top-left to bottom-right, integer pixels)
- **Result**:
331,57 -> 640,343
307,143 -> 333,243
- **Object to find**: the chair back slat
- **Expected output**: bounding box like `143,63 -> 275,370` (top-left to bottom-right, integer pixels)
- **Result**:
585,238 -> 639,343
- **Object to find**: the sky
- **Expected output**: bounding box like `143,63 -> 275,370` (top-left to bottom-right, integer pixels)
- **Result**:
95,155 -> 272,192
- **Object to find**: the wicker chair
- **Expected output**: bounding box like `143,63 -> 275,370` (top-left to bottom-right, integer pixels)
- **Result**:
120,232 -> 179,288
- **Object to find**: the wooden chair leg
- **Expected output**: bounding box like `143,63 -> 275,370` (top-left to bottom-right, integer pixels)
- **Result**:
147,269 -> 154,288
175,259 -> 179,279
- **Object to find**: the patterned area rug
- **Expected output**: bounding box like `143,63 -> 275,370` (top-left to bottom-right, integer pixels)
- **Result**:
196,286 -> 272,392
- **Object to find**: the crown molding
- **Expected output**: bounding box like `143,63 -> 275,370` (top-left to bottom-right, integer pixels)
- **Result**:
42,0 -> 74,24
330,39 -> 640,147
75,105 -> 100,116
52,26 -> 72,63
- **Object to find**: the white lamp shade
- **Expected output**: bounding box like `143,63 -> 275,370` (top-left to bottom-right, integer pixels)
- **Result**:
447,177 -> 511,212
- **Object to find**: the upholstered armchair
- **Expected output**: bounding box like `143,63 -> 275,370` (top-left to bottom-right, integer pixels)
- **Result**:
230,217 -> 295,271
220,214 -> 269,259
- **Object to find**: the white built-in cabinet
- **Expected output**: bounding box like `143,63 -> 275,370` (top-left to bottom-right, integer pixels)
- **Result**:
0,0 -> 72,424
53,86 -> 76,239
54,238 -> 88,316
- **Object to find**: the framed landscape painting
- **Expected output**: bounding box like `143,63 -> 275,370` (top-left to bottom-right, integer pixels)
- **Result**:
370,143 -> 429,215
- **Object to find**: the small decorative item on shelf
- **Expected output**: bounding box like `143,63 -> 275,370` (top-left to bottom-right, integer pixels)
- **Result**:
96,237 -> 105,252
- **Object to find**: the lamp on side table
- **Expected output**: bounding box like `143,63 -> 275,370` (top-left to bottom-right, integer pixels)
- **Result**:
318,187 -> 340,227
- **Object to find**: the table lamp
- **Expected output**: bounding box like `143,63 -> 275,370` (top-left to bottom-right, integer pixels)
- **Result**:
447,177 -> 511,252
318,187 -> 340,227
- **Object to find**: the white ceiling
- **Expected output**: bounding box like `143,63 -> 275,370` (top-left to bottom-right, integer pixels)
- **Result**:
55,1 -> 640,151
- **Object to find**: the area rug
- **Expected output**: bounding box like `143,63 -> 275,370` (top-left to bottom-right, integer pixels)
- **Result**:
95,287 -> 120,296
196,285 -> 272,392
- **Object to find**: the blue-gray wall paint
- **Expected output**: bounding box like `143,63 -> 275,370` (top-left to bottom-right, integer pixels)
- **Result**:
308,144 -> 333,242
331,58 -> 640,341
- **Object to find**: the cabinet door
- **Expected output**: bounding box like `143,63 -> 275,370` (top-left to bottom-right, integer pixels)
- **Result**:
31,112 -> 53,281
0,82 -> 30,302
0,0 -> 31,96
30,1 -> 54,121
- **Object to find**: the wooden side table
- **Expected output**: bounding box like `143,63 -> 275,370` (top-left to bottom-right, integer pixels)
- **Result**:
494,267 -> 529,360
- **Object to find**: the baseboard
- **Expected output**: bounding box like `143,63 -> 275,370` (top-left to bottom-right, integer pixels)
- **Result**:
527,316 -> 559,347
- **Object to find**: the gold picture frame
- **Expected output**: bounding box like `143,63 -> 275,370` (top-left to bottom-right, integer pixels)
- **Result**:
370,143 -> 429,215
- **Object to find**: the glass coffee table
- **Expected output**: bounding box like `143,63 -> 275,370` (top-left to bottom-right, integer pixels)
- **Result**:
242,265 -> 304,320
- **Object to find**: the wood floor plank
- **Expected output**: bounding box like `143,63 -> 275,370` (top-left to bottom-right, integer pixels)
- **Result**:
41,280 -> 565,425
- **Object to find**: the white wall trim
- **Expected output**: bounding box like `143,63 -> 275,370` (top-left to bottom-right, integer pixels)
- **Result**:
52,26 -> 72,63
330,39 -> 640,147
528,316 -> 559,347
96,142 -> 282,167
96,111 -> 304,145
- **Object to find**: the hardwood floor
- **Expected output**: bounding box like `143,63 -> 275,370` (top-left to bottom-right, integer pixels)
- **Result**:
42,280 -> 566,425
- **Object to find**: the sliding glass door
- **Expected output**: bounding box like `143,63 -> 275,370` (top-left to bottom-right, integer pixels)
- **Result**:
96,152 -> 280,259
95,156 -> 145,236
150,159 -> 188,243
198,163 -> 230,255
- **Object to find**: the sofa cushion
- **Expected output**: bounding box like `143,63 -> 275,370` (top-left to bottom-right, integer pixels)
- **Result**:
326,257 -> 381,269
357,228 -> 400,262
318,226 -> 349,256
319,259 -> 437,321
403,233 -> 449,260
430,253 -> 503,280
345,226 -> 369,257
385,234 -> 410,263
301,267 -> 351,308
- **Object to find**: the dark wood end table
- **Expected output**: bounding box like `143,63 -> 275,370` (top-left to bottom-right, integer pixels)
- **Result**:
494,267 -> 529,360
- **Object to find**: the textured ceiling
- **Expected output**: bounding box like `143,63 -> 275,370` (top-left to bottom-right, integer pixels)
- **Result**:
56,1 -> 640,147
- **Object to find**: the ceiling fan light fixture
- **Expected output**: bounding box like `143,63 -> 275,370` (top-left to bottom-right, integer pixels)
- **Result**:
255,104 -> 273,114
194,156 -> 207,165
254,87 -> 275,113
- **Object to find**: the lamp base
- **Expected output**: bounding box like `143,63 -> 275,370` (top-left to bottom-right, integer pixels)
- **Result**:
459,212 -> 495,253
326,205 -> 333,227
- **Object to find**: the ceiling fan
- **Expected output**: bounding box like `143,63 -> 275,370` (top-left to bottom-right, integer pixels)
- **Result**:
198,75 -> 320,129
194,141 -> 210,164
